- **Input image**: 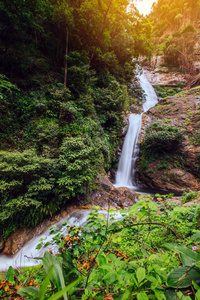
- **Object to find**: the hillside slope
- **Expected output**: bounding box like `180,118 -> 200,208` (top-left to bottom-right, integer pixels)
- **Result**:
138,86 -> 200,192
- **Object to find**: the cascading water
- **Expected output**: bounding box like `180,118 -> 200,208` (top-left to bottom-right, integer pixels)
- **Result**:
115,114 -> 142,188
0,210 -> 122,271
139,72 -> 158,113
115,70 -> 158,188
0,210 -> 91,271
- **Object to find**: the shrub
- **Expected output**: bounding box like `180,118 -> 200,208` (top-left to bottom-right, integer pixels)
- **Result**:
192,129 -> 200,146
142,122 -> 185,154
57,135 -> 104,199
182,190 -> 198,204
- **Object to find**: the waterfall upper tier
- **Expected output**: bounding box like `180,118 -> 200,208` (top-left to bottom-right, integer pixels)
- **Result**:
139,72 -> 158,112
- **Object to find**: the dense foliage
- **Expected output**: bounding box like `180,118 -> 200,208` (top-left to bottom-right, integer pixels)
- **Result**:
0,0 -> 154,239
0,74 -> 128,240
1,198 -> 200,299
150,0 -> 200,73
141,122 -> 185,154
150,0 -> 200,37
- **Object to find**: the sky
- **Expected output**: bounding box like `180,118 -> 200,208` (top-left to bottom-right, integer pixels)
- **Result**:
134,0 -> 157,15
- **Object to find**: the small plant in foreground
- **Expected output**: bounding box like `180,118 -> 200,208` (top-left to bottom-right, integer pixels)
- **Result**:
2,199 -> 200,299
182,190 -> 198,204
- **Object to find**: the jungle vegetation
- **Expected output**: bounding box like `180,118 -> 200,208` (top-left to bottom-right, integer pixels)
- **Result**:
0,0 -> 153,239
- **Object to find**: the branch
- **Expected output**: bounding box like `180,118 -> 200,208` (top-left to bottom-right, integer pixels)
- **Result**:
108,222 -> 181,240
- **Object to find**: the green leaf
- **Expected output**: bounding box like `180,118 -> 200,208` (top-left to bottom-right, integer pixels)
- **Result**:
180,253 -> 196,266
97,254 -> 107,266
154,289 -> 166,300
195,290 -> 200,300
190,231 -> 200,242
38,265 -> 53,300
53,264 -> 68,300
167,266 -> 200,288
103,273 -> 117,283
177,291 -> 192,299
48,278 -> 80,300
165,243 -> 200,265
192,280 -> 200,290
36,243 -> 43,250
42,251 -> 63,289
136,291 -> 149,300
165,288 -> 177,300
99,265 -> 113,271
121,289 -> 131,300
18,286 -> 40,297
5,266 -> 16,285
136,267 -> 146,284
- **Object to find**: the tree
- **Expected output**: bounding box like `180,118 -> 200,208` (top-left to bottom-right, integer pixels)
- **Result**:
51,0 -> 74,86
163,24 -> 198,73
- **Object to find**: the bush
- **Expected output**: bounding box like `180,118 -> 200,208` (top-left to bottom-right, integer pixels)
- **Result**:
142,122 -> 185,154
154,85 -> 182,98
182,190 -> 198,204
163,25 -> 198,73
192,129 -> 200,146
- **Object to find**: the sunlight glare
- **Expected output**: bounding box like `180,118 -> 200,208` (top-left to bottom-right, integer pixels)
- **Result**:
134,0 -> 157,16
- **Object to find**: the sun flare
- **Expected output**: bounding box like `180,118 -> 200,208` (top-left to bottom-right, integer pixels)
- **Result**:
135,0 -> 157,15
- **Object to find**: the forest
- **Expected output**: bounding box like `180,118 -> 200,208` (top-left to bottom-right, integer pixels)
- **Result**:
0,0 -> 154,240
1,0 -> 200,299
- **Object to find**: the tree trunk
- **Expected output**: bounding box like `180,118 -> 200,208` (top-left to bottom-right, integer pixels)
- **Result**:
64,24 -> 69,87
35,29 -> 38,49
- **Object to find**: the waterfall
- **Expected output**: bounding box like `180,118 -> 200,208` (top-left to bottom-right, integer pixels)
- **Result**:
115,70 -> 158,188
115,114 -> 142,188
139,72 -> 158,113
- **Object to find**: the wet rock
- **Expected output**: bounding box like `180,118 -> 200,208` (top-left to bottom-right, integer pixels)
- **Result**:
144,56 -> 189,87
0,237 -> 5,252
90,183 -> 138,210
97,175 -> 115,191
108,168 -> 117,183
2,209 -> 76,256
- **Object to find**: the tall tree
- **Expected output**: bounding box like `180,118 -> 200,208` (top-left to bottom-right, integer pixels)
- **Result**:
51,0 -> 74,86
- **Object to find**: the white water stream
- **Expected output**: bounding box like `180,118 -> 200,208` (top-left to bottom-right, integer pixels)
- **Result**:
115,70 -> 158,188
0,210 -> 122,271
0,211 -> 91,271
0,70 -> 157,271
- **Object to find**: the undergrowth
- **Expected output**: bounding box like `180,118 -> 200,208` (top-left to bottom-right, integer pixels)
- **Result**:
1,197 -> 200,299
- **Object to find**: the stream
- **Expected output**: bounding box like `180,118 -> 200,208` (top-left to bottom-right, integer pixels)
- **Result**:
0,70 -> 159,271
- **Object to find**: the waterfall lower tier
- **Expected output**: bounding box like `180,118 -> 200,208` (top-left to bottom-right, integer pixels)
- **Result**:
115,114 -> 142,188
115,70 -> 158,189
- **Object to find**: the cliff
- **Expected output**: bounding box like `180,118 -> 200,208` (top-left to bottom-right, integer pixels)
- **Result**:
138,83 -> 200,192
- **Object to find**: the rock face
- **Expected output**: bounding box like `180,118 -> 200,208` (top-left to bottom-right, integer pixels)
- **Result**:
2,210 -> 70,256
138,82 -> 200,192
90,175 -> 138,209
144,56 -> 189,87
